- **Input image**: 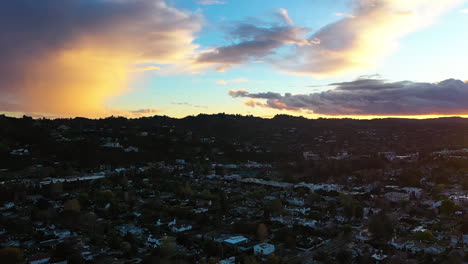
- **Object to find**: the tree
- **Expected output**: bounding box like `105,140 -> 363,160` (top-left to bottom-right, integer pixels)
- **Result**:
354,205 -> 364,219
64,199 -> 81,212
94,190 -> 115,207
399,169 -> 423,187
49,181 -> 63,195
200,257 -> 220,264
368,212 -> 394,241
339,194 -> 356,219
158,237 -> 177,258
0,247 -> 24,264
266,254 -> 281,264
179,182 -> 193,198
336,250 -> 352,264
433,184 -> 447,199
462,177 -> 468,190
440,199 -> 458,216
461,220 -> 468,234
243,256 -> 259,264
267,200 -> 283,215
433,167 -> 455,184
257,223 -> 268,241
415,230 -> 435,242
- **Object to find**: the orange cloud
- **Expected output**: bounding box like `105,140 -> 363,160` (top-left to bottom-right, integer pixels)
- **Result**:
0,0 -> 202,118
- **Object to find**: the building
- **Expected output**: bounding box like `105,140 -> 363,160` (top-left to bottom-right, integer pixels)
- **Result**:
303,151 -> 320,161
385,192 -> 410,202
224,236 -> 248,246
253,243 -> 275,256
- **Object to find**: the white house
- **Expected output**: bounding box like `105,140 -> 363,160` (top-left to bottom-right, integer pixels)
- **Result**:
124,146 -> 139,152
220,257 -> 236,264
303,151 -> 320,161
384,192 -> 410,202
171,224 -> 192,233
101,142 -> 122,148
224,236 -> 248,245
402,187 -> 423,199
146,235 -> 161,248
253,243 -> 275,256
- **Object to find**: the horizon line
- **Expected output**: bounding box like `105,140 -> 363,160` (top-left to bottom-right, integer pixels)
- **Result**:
2,113 -> 468,122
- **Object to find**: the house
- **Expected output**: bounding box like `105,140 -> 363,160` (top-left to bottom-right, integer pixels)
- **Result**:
385,192 -> 410,202
1,202 -> 15,210
371,251 -> 387,262
171,224 -> 192,233
220,257 -> 236,264
124,146 -> 139,152
254,243 -> 275,256
389,237 -> 407,250
224,236 -> 248,246
402,187 -> 423,199
146,235 -> 161,248
356,229 -> 372,242
303,152 -> 320,161
101,142 -> 122,148
378,152 -> 396,161
10,148 -> 29,156
463,234 -> 468,245
53,229 -> 71,239
29,253 -> 52,264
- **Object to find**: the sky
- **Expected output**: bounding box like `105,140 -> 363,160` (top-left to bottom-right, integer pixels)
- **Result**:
1,0 -> 468,119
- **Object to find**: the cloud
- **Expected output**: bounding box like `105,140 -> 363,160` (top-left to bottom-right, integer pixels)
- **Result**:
461,8 -> 468,13
216,78 -> 248,85
334,12 -> 356,18
130,66 -> 161,72
197,0 -> 225,5
229,78 -> 468,115
195,19 -> 317,70
0,0 -> 202,117
276,8 -> 294,25
229,89 -> 250,97
172,102 -> 207,108
125,108 -> 161,117
129,109 -> 161,114
280,0 -> 465,76
195,0 -> 464,75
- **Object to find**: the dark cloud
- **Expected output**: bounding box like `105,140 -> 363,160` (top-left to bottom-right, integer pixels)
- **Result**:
196,21 -> 314,69
229,89 -> 282,99
229,79 -> 468,115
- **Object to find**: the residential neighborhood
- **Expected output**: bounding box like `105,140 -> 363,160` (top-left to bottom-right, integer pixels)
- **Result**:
0,114 -> 468,263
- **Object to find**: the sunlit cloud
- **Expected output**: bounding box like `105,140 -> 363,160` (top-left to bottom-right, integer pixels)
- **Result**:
276,8 -> 294,25
280,0 -> 466,76
172,102 -> 208,108
130,66 -> 161,72
194,0 -> 464,76
334,12 -> 356,18
126,108 -> 161,117
216,78 -> 248,85
0,0 -> 202,118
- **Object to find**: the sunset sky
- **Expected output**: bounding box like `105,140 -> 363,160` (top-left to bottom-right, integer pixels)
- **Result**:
1,0 -> 468,119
